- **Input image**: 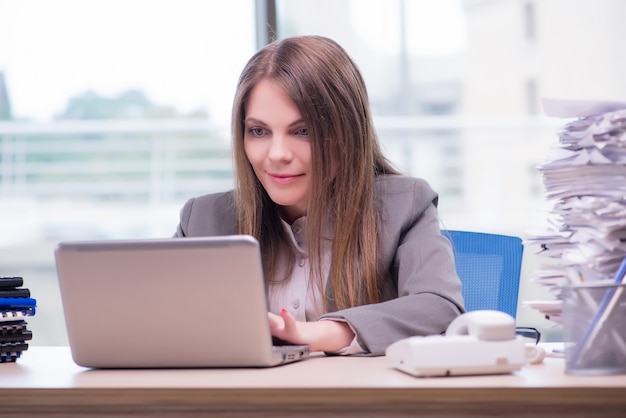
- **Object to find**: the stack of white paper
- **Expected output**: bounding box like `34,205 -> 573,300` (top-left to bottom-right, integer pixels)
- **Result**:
524,99 -> 626,323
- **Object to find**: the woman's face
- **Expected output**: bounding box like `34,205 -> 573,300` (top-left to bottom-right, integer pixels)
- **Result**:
243,79 -> 312,223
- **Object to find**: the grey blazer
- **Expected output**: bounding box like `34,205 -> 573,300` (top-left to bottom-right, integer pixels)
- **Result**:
175,175 -> 465,355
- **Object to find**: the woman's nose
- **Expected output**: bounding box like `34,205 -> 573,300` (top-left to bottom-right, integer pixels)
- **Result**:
267,134 -> 293,161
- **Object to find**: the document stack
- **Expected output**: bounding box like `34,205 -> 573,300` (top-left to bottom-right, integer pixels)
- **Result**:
524,99 -> 626,323
0,276 -> 36,363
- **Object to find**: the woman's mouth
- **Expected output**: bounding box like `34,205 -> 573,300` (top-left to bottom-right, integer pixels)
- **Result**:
268,173 -> 303,184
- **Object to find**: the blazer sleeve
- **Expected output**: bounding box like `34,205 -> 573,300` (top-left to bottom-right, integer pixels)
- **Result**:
319,176 -> 465,356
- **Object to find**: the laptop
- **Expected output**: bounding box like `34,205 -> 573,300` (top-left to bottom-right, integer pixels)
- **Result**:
54,235 -> 310,368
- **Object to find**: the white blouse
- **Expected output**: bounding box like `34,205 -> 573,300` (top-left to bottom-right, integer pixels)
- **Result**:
267,217 -> 364,354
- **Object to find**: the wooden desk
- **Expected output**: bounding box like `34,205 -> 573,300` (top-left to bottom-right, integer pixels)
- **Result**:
1,346 -> 625,417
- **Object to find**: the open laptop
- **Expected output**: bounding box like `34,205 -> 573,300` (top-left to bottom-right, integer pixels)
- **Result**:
54,235 -> 310,368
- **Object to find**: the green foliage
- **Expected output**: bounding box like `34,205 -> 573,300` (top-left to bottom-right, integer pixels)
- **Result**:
55,89 -> 209,120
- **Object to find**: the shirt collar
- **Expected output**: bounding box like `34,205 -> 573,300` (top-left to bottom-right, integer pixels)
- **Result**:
281,216 -> 307,254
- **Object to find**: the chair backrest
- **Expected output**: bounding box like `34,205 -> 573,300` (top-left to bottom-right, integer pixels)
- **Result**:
443,230 -> 523,318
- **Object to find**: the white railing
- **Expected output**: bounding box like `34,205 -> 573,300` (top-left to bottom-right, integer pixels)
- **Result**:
0,120 -> 235,205
1,116 -> 559,204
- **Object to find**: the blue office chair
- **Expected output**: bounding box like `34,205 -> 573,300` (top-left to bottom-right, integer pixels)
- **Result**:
443,230 -> 524,319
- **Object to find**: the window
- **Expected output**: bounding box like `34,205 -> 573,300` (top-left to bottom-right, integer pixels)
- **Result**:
0,0 -> 256,345
276,0 -> 626,341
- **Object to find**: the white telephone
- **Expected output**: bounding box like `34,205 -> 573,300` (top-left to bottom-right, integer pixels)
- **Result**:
386,310 -> 529,377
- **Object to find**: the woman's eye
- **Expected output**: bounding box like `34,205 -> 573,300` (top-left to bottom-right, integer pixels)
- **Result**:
296,127 -> 308,137
248,127 -> 264,137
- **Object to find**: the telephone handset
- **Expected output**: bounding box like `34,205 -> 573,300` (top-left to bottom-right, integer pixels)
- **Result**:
386,310 -> 529,377
445,309 -> 517,340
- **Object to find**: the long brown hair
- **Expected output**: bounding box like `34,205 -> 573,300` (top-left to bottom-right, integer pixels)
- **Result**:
231,35 -> 398,311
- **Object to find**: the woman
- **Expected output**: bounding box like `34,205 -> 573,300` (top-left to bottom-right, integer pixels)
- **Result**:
175,35 -> 464,356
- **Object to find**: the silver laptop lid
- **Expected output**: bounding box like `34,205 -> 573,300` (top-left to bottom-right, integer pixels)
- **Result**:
55,235 -> 302,368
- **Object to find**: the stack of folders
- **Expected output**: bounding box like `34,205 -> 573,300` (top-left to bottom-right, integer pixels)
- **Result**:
0,276 -> 36,362
524,99 -> 626,323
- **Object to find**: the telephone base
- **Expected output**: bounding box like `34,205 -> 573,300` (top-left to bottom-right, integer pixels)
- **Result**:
386,335 -> 526,377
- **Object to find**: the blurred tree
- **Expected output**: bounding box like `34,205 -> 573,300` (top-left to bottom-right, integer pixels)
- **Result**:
55,89 -> 208,120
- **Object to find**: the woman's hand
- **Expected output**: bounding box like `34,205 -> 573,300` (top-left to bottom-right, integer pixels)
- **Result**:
267,308 -> 355,352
